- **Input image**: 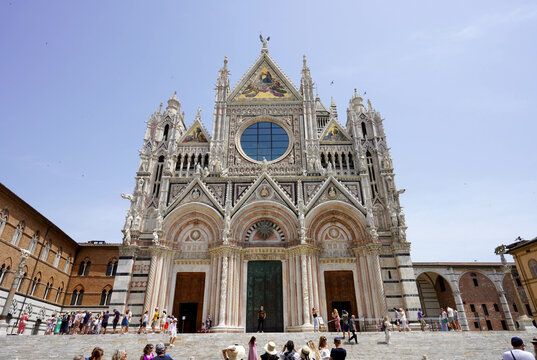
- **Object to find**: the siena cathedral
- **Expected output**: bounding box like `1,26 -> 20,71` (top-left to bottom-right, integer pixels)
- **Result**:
110,40 -> 421,333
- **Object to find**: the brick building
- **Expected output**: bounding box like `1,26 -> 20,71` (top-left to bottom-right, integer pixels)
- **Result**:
0,183 -> 118,334
414,262 -> 531,331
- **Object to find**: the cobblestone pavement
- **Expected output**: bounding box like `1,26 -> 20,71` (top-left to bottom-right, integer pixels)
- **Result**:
1,330 -> 537,359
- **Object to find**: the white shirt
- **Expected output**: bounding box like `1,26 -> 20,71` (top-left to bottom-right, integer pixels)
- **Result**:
447,307 -> 454,317
503,349 -> 536,360
319,348 -> 330,360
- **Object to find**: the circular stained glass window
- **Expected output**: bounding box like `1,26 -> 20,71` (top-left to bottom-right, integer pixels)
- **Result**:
240,122 -> 289,162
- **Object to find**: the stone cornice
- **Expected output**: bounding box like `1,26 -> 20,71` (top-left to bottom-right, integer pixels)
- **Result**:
174,259 -> 211,265
286,244 -> 321,257
392,242 -> 411,252
319,257 -> 356,264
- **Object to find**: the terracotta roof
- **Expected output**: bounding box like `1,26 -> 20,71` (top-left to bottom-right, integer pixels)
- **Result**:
413,261 -> 514,267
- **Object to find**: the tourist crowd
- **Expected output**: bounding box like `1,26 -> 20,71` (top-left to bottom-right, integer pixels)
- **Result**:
73,342 -> 174,360
223,336 -> 347,360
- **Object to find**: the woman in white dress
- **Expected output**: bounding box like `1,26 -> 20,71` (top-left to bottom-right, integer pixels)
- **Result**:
399,308 -> 410,331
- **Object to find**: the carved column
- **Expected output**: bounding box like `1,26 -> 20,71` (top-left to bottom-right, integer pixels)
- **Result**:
143,248 -> 159,314
368,243 -> 387,316
301,254 -> 311,326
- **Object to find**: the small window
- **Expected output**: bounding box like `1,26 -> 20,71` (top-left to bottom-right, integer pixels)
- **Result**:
388,271 -> 392,279
494,304 -> 499,312
474,321 -> 480,329
470,304 -> 476,313
501,320 -> 507,330
361,122 -> 367,137
513,303 -> 518,312
70,290 -> 78,305
482,304 -> 489,316
473,278 -> 479,287
516,278 -> 522,287
486,320 -> 493,330
526,304 -> 532,315
163,124 -> 170,141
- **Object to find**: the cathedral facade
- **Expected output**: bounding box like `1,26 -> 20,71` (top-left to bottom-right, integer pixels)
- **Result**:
111,42 -> 421,332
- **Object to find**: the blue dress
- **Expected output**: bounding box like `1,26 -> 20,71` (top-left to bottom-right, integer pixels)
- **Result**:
121,315 -> 129,327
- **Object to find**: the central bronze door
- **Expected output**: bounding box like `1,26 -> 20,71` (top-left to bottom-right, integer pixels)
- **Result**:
246,261 -> 283,332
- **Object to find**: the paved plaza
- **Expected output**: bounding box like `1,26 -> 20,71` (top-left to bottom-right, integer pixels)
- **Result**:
1,331 -> 537,360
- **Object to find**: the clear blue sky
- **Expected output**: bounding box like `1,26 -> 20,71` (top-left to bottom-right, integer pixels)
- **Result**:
1,1 -> 536,262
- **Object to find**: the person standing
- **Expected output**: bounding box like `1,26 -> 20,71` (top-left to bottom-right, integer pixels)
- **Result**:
312,308 -> 319,332
160,310 -> 167,334
151,308 -> 159,333
393,308 -> 401,331
383,316 -> 391,345
53,313 -> 62,335
257,305 -> 266,333
417,309 -> 426,331
120,309 -> 130,334
332,310 -> 341,333
248,336 -> 257,360
138,311 -> 148,334
112,309 -> 120,333
399,308 -> 410,332
168,315 -> 177,347
503,337 -> 535,360
454,309 -> 461,331
102,311 -> 110,334
348,315 -> 358,344
329,338 -> 346,360
280,340 -> 299,360
18,311 -> 29,335
446,306 -> 454,331
440,308 -> 448,332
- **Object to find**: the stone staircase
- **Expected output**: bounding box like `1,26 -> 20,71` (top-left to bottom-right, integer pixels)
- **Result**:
1,330 -> 536,359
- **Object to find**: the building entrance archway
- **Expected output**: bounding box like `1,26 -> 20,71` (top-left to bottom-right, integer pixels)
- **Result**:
416,272 -> 456,318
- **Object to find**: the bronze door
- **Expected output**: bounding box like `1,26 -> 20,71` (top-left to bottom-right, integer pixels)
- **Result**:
324,271 -> 358,332
246,261 -> 283,332
172,272 -> 205,333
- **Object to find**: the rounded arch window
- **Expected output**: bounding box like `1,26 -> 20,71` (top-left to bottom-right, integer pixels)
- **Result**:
239,121 -> 290,162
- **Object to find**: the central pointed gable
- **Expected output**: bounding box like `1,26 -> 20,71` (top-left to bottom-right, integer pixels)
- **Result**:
228,53 -> 302,102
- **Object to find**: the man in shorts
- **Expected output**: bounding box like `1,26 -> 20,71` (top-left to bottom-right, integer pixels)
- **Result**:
152,307 -> 159,333
168,315 -> 177,347
340,310 -> 350,339
417,308 -> 426,331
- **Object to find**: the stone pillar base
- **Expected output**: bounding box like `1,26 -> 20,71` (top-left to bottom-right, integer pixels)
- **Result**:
517,315 -> 537,332
285,324 -> 315,332
0,320 -> 9,336
210,325 -> 244,333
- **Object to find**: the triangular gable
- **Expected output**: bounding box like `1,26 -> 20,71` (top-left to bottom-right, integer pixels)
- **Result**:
319,119 -> 353,143
306,176 -> 366,215
232,172 -> 296,215
228,53 -> 302,102
165,178 -> 224,216
178,117 -> 211,145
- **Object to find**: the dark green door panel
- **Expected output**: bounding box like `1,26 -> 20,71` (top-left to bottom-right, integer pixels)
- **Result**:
246,261 -> 283,332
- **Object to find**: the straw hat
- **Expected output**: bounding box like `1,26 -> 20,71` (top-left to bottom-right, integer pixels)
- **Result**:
300,345 -> 311,359
227,345 -> 245,360
263,341 -> 278,355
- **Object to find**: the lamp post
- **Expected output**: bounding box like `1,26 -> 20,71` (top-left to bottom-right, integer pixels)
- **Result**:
0,249 -> 30,336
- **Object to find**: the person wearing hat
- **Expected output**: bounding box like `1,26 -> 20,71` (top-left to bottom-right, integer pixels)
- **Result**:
222,344 -> 246,360
299,346 -> 311,360
261,341 -> 278,360
503,337 -> 535,360
154,343 -> 174,360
